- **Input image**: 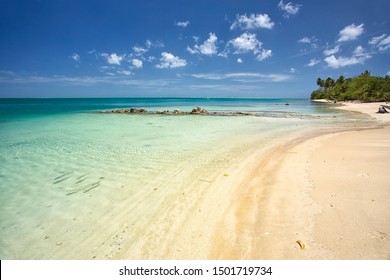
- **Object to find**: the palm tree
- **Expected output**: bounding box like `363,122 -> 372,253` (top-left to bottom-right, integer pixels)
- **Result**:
316,78 -> 324,91
325,77 -> 335,92
336,75 -> 345,84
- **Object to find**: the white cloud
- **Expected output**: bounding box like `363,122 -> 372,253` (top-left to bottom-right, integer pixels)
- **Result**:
146,40 -> 164,49
71,53 -> 80,62
323,45 -> 341,56
353,45 -> 366,56
256,49 -> 272,61
132,58 -> 143,69
298,37 -> 311,44
369,34 -> 387,45
237,58 -> 243,63
337,23 -> 364,42
278,1 -> 302,18
298,36 -> 318,48
133,40 -> 164,58
306,59 -> 320,67
156,52 -> 187,69
324,46 -> 371,69
133,46 -> 148,56
290,67 -> 296,73
187,33 -> 219,56
117,70 -> 132,76
229,32 -> 262,54
175,20 -> 190,27
227,33 -> 272,62
324,55 -> 359,69
369,34 -> 390,52
191,72 -> 292,82
230,13 -> 275,30
101,53 -> 124,65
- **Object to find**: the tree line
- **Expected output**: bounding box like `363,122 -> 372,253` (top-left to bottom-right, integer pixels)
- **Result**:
310,70 -> 390,102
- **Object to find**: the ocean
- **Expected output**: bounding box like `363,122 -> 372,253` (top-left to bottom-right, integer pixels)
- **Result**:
0,98 -> 373,259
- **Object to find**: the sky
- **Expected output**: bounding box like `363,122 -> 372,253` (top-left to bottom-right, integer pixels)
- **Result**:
0,0 -> 389,98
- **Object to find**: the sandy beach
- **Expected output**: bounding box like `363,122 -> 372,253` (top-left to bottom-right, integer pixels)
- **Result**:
1,100 -> 389,260
207,102 -> 390,259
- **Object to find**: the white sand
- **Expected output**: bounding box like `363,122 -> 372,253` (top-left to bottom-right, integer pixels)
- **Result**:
205,103 -> 390,259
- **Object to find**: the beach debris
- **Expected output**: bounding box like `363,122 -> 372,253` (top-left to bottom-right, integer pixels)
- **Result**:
56,242 -> 63,246
223,173 -> 229,177
377,105 -> 390,114
296,240 -> 305,250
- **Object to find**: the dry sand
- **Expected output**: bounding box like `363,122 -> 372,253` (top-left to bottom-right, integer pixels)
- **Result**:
207,102 -> 390,259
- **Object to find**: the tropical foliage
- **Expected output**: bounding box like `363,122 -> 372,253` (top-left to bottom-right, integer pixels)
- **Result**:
311,71 -> 390,102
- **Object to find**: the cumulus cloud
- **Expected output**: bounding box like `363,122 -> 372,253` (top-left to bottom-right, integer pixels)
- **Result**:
237,58 -> 243,63
187,33 -> 219,56
337,23 -> 364,42
101,53 -> 124,65
229,32 -> 262,54
278,1 -> 302,18
324,46 -> 371,69
227,33 -> 272,62
323,45 -> 341,56
369,34 -> 390,52
132,58 -> 143,69
71,53 -> 80,62
230,13 -> 274,30
306,59 -> 320,67
156,52 -> 187,69
175,20 -> 190,27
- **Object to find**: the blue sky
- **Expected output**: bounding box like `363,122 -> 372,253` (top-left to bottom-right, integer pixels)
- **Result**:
0,0 -> 389,98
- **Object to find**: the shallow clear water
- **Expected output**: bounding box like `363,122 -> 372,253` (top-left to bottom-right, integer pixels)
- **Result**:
0,98 -> 374,259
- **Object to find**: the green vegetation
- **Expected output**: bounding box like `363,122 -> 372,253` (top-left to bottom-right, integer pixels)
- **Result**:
311,70 -> 390,102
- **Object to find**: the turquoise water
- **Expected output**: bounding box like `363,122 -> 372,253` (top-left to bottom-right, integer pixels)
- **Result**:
0,98 -> 372,259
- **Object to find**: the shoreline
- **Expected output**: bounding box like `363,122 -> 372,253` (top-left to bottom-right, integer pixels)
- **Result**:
207,102 -> 390,259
